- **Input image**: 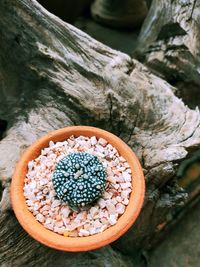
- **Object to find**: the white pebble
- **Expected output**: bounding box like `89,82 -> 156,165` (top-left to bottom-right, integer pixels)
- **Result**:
122,172 -> 132,182
116,203 -> 125,214
116,176 -> 125,183
119,156 -> 126,162
54,226 -> 64,234
116,196 -> 122,203
49,141 -> 54,147
97,198 -> 106,209
121,190 -> 130,199
113,184 -> 120,190
90,136 -> 97,145
122,198 -> 129,205
111,198 -> 117,205
45,218 -> 52,224
28,161 -> 34,171
51,200 -> 60,208
79,229 -> 90,237
90,207 -> 99,218
55,221 -> 64,227
120,182 -> 132,189
89,228 -> 97,235
45,224 -> 54,230
103,192 -> 112,199
61,207 -> 71,217
107,176 -> 117,184
98,138 -> 108,147
108,215 -> 117,225
106,202 -> 116,215
41,205 -> 50,211
101,217 -> 108,225
29,180 -> 37,190
93,219 -> 102,228
36,213 -> 45,223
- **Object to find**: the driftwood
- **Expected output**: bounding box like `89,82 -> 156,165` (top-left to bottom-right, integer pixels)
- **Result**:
135,0 -> 200,108
0,0 -> 200,266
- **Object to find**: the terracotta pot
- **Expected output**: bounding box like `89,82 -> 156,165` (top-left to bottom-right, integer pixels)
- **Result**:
11,126 -> 145,252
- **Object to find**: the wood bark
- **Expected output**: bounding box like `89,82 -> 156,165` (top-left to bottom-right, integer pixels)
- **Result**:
135,0 -> 200,108
0,0 -> 200,265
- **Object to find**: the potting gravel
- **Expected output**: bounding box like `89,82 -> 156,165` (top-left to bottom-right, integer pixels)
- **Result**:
24,135 -> 132,237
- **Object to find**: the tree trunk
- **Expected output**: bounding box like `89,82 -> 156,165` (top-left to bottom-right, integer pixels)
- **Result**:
0,0 -> 200,266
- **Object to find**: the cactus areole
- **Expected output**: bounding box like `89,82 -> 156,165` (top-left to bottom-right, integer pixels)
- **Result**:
52,152 -> 107,207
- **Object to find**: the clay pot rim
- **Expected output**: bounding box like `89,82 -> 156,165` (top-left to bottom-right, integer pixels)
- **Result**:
11,126 -> 145,252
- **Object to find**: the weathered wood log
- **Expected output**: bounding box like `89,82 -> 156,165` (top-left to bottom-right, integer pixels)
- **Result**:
0,0 -> 200,265
135,0 -> 200,107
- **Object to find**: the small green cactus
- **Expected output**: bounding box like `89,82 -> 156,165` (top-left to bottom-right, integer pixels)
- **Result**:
52,152 -> 106,207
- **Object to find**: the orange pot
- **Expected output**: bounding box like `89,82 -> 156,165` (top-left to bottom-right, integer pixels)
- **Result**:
11,126 -> 145,252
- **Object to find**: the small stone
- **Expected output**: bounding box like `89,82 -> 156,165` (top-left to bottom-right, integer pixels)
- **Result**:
122,198 -> 129,205
28,161 -> 34,171
116,175 -> 125,183
98,138 -> 108,147
98,198 -> 106,209
54,226 -> 64,234
116,196 -> 122,203
90,207 -> 99,218
113,184 -> 120,190
42,188 -> 49,194
121,182 -> 132,189
83,223 -> 90,230
49,141 -> 54,147
29,180 -> 37,190
41,205 -> 50,211
108,215 -> 117,225
56,214 -> 62,221
45,224 -> 54,230
119,156 -> 126,162
45,218 -> 52,224
79,229 -> 90,237
36,213 -> 45,223
51,200 -> 60,208
34,202 -> 40,211
90,136 -> 97,145
106,202 -> 116,215
101,217 -> 108,225
55,220 -> 64,227
95,144 -> 105,154
88,228 -> 97,235
107,176 -> 117,184
122,172 -> 132,182
116,203 -> 125,214
121,190 -> 130,199
111,198 -> 117,205
103,192 -> 112,199
93,219 -> 102,228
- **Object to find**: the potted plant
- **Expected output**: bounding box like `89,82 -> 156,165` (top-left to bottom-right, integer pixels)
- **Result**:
11,126 -> 145,251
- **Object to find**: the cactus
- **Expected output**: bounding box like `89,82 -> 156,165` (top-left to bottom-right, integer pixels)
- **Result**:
52,152 -> 106,207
